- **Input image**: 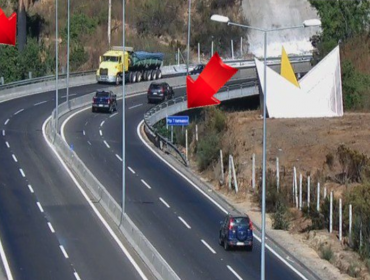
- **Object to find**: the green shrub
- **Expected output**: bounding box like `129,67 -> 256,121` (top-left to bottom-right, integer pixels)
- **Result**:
320,244 -> 333,262
348,262 -> 360,278
196,132 -> 221,171
337,145 -> 370,183
272,201 -> 290,230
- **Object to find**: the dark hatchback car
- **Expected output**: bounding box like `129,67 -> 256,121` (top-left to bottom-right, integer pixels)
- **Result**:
219,214 -> 253,251
147,82 -> 174,103
190,64 -> 205,75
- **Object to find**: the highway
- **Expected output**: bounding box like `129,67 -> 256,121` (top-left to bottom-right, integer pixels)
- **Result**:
0,85 -> 153,280
63,86 -> 306,280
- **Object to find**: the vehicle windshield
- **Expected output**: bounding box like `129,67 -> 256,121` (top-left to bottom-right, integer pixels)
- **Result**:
96,92 -> 109,97
102,56 -> 119,62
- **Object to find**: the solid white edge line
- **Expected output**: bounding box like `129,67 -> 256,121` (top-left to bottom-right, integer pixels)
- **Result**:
12,154 -> 17,162
59,245 -> 69,259
74,272 -> 82,280
48,222 -> 55,233
128,167 -> 135,174
28,184 -> 34,193
14,109 -> 24,115
115,154 -> 123,162
36,202 -> 44,213
0,235 -> 13,280
129,104 -> 143,110
19,168 -> 25,177
178,217 -> 191,229
4,119 -> 9,125
137,120 -> 309,280
141,179 -> 151,189
99,130 -> 102,136
100,121 -> 105,127
201,239 -> 216,254
227,265 -> 243,280
103,140 -> 110,149
43,116 -> 149,280
5,142 -> 10,148
34,100 -> 47,106
159,197 -> 170,208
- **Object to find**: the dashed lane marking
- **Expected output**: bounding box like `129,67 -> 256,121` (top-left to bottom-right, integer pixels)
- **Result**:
48,222 -> 55,233
159,197 -> 170,208
141,179 -> 151,189
28,184 -> 34,193
100,121 -> 105,127
4,119 -> 9,125
115,154 -> 123,161
201,239 -> 216,254
59,245 -> 69,259
5,142 -> 9,148
227,265 -> 243,280
34,101 -> 47,106
128,167 -> 135,174
36,202 -> 44,213
178,217 -> 191,229
19,169 -> 25,177
14,109 -> 24,115
12,154 -> 17,162
103,140 -> 110,149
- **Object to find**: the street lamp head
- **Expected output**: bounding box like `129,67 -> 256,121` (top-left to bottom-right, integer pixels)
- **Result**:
210,14 -> 230,23
303,19 -> 321,27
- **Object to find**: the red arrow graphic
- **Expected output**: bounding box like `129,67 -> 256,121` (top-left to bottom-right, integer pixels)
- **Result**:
0,8 -> 17,46
187,52 -> 238,109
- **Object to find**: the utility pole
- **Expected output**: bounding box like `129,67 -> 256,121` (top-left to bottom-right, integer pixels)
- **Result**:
108,0 -> 112,47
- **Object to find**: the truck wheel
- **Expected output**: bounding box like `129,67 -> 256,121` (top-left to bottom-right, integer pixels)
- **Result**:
147,71 -> 152,81
143,71 -> 148,81
115,75 -> 120,85
128,72 -> 133,83
157,69 -> 162,79
152,70 -> 157,80
132,72 -> 137,83
137,72 -> 142,82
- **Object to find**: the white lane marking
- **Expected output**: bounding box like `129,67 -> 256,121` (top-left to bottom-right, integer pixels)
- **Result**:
137,120 -> 309,280
12,154 -> 17,162
83,130 -> 85,136
34,100 -> 47,106
87,141 -> 92,146
74,272 -> 81,280
85,121 -> 88,126
19,169 -> 25,177
103,140 -> 110,149
141,179 -> 151,189
0,234 -> 14,280
201,239 -> 216,254
128,167 -> 135,174
59,245 -> 69,259
115,154 -> 123,161
129,103 -> 143,110
4,119 -> 9,125
48,222 -> 55,233
99,130 -> 102,136
14,109 -> 24,115
178,216 -> 191,229
100,121 -> 105,127
36,202 -> 44,213
28,184 -> 34,193
159,197 -> 170,208
227,265 -> 243,280
2,130 -> 5,136
109,112 -> 118,118
44,117 -> 149,280
5,142 -> 10,148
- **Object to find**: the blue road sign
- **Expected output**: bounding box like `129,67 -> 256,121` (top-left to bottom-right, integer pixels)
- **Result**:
167,116 -> 189,126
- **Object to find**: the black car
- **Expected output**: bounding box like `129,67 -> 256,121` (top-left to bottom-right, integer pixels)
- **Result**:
92,90 -> 117,113
190,64 -> 205,75
147,82 -> 174,103
219,213 -> 253,251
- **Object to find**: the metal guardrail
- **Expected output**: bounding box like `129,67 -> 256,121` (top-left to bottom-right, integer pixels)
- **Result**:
143,80 -> 258,166
0,70 -> 96,90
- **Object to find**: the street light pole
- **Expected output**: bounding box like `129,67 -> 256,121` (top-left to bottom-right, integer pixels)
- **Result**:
186,0 -> 191,75
66,0 -> 70,103
122,0 -> 126,213
55,0 -> 59,131
210,14 -> 321,280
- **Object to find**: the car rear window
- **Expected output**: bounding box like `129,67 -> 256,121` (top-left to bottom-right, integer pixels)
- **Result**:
232,217 -> 249,226
96,92 -> 109,97
150,84 -> 163,90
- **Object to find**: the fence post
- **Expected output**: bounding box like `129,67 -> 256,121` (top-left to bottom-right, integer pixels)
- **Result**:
29,71 -> 32,79
317,182 -> 320,212
185,129 -> 188,162
276,157 -> 279,191
324,187 -> 327,199
252,153 -> 255,190
195,124 -> 198,142
220,150 -> 224,185
0,77 -> 4,85
339,198 -> 342,241
229,155 -> 232,190
330,191 -> 333,233
307,176 -> 310,209
231,155 -> 238,193
294,167 -> 298,208
349,204 -> 352,244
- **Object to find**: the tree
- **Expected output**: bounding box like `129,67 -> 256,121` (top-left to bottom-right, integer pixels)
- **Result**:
17,0 -> 36,51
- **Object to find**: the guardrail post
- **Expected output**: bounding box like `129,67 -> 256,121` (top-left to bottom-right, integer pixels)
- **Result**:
0,77 -> 4,85
28,72 -> 32,79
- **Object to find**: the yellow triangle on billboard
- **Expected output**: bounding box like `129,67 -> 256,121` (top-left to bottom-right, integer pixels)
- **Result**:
281,47 -> 300,88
